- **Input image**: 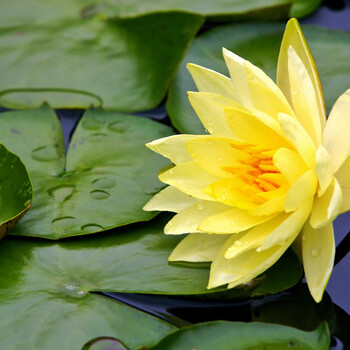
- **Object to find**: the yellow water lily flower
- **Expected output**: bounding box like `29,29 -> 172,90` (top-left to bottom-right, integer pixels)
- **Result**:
144,18 -> 350,302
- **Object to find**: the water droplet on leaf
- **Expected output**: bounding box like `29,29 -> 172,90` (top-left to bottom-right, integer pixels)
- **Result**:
31,145 -> 60,162
90,189 -> 110,200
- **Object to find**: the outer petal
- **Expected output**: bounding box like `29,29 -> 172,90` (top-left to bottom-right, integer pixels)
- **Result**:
315,144 -> 333,196
188,92 -> 243,138
278,113 -> 316,168
187,63 -> 239,101
277,18 -> 326,133
164,201 -> 229,235
198,208 -> 273,234
286,46 -> 322,146
143,186 -> 200,213
284,169 -> 317,212
225,108 -> 291,150
302,221 -> 335,303
273,148 -> 309,184
186,136 -> 250,178
169,232 -> 231,262
310,177 -> 342,229
335,155 -> 350,214
323,88 -> 350,172
208,234 -> 294,289
222,48 -> 294,118
146,134 -> 201,165
259,198 -> 313,251
159,161 -> 220,200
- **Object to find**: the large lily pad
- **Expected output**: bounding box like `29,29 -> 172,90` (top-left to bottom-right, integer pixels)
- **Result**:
0,144 -> 32,238
148,321 -> 330,350
0,237 -> 176,350
167,23 -> 350,133
0,0 -> 321,26
0,11 -> 203,111
0,106 -> 173,239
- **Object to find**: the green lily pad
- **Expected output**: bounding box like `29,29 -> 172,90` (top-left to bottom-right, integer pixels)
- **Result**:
167,23 -> 350,133
148,321 -> 330,350
0,0 -> 321,27
0,11 -> 203,111
0,237 -> 177,350
0,106 -> 173,239
0,144 -> 32,238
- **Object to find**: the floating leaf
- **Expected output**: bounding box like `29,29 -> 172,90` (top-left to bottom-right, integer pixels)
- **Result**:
0,0 -> 321,26
0,107 -> 173,239
0,144 -> 32,239
0,237 -> 176,350
149,321 -> 330,350
0,11 -> 203,111
167,23 -> 350,133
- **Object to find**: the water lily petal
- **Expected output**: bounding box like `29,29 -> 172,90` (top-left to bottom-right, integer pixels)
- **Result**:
278,113 -> 316,168
284,169 -> 317,212
225,214 -> 290,259
335,156 -> 350,214
198,208 -> 272,234
259,199 -> 313,251
187,92 -> 243,138
205,177 -> 259,209
225,108 -> 291,150
186,136 -> 250,178
315,144 -> 333,196
248,193 -> 286,216
164,201 -> 229,235
187,63 -> 239,100
146,134 -> 201,164
223,48 -> 294,117
310,177 -> 342,229
286,45 -> 322,146
208,234 -> 294,289
302,221 -> 335,303
169,232 -> 231,262
159,161 -> 220,200
143,186 -> 200,213
273,148 -> 309,184
277,18 -> 326,132
323,89 -> 350,172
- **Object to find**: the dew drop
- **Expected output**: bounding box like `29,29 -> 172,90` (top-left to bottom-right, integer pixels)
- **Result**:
31,145 -> 60,162
108,120 -> 131,133
24,199 -> 31,207
207,141 -> 213,145
291,89 -> 298,96
87,132 -> 108,143
302,235 -> 307,241
91,177 -> 116,189
81,223 -> 104,233
311,248 -> 320,257
196,202 -> 204,210
217,157 -> 223,162
234,240 -> 242,247
90,189 -> 110,200
52,216 -> 76,229
82,119 -> 103,130
208,119 -> 213,125
47,184 -> 76,201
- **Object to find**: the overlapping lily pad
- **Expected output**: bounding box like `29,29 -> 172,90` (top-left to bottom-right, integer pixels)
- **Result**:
0,144 -> 32,238
0,11 -> 203,111
0,106 -> 173,239
148,321 -> 330,350
0,0 -> 321,27
167,23 -> 350,133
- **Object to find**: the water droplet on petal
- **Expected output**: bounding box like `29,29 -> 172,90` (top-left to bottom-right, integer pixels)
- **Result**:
90,189 -> 110,200
302,235 -> 307,241
291,89 -> 298,96
31,145 -> 60,162
234,240 -> 242,247
312,248 -> 320,257
217,157 -> 223,162
208,119 -> 213,125
196,202 -> 204,210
